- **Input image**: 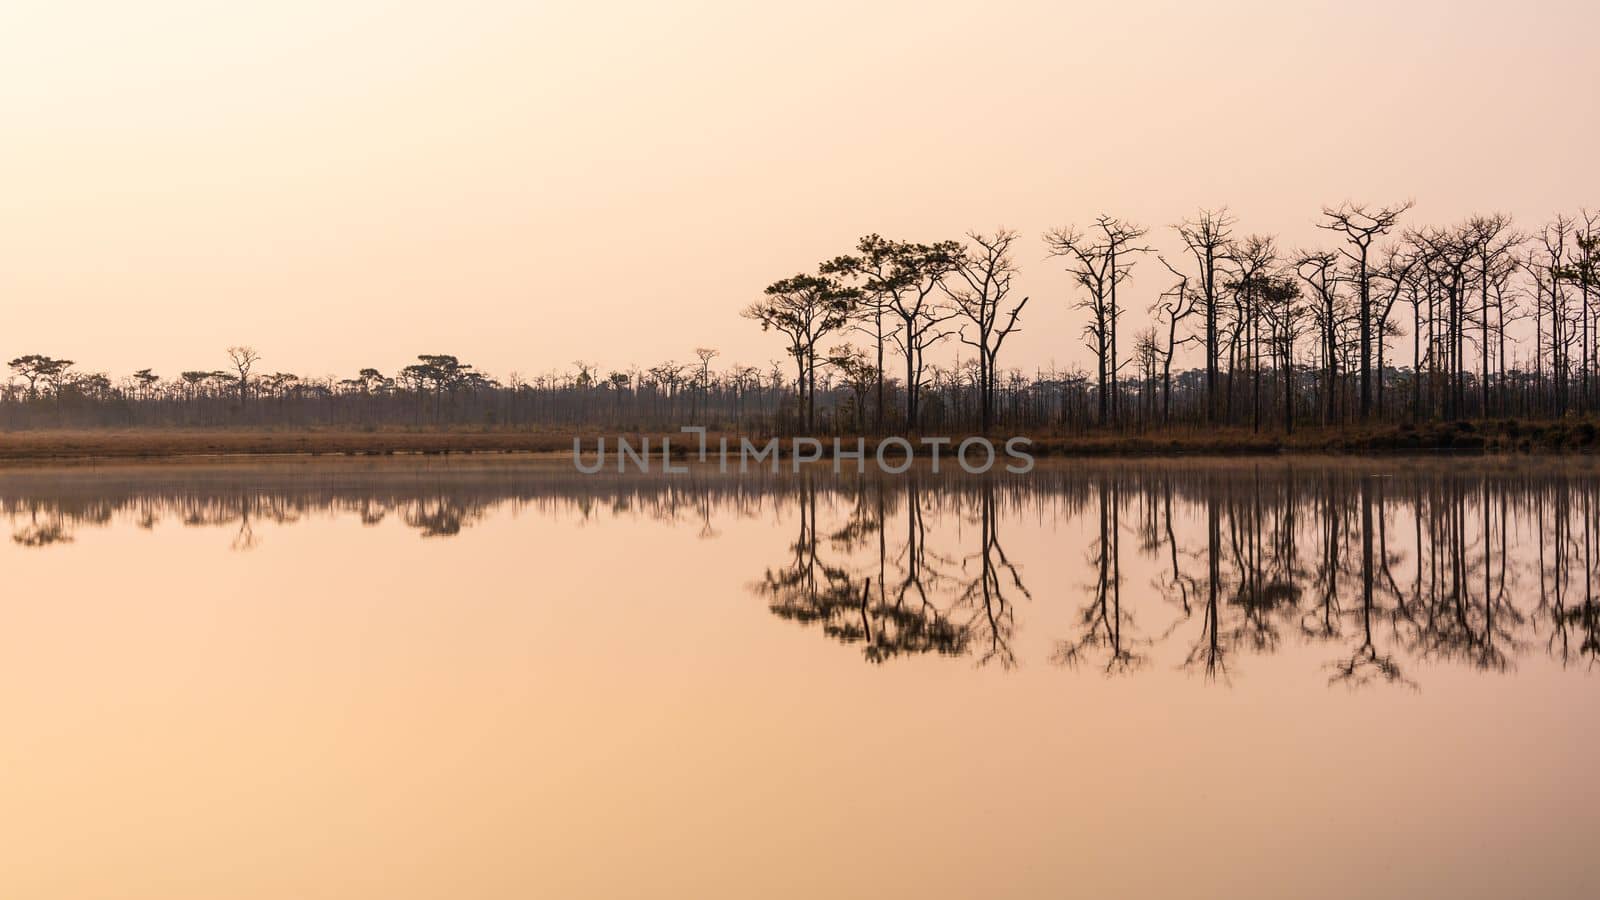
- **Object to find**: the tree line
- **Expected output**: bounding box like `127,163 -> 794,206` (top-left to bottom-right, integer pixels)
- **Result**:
748,205 -> 1599,434
6,203 -> 1597,434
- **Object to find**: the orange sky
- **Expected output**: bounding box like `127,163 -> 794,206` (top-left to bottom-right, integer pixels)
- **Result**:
3,0 -> 1596,383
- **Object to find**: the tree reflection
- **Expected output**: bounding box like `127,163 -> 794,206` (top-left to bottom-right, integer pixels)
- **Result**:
1327,477 -> 1413,688
741,459 -> 1600,684
955,481 -> 1026,668
1056,476 -> 1144,674
6,458 -> 1600,685
756,477 -> 972,663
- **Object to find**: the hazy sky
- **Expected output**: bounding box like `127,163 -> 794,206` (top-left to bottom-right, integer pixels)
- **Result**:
3,0 -> 1596,382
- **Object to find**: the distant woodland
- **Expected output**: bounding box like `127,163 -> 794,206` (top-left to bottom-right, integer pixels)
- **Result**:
5,203 -> 1599,437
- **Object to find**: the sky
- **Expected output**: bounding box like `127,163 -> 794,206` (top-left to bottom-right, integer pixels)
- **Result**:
2,0 -> 1596,383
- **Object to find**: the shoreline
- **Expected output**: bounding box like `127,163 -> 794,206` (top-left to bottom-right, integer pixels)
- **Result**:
1,420 -> 1598,464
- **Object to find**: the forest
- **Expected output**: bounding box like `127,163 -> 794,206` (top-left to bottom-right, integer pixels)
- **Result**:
5,203 -> 1598,440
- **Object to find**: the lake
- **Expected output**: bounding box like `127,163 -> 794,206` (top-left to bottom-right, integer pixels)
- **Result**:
2,456 -> 1596,899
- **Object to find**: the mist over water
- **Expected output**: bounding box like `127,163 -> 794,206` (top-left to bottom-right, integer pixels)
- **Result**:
3,457 -> 1597,898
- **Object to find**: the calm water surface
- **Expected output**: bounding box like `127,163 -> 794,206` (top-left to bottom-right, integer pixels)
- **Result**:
2,457 -> 1596,899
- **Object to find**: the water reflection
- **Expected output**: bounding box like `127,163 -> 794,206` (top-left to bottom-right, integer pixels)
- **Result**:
5,458 -> 1599,685
754,480 -> 1019,665
752,464 -> 1600,685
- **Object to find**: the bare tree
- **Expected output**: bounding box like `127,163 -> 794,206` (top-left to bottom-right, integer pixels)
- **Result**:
1045,216 -> 1152,427
1225,234 -> 1279,431
226,346 -> 261,410
1370,244 -> 1420,418
1318,201 -> 1412,420
1536,218 -> 1574,416
1295,250 -> 1344,426
1150,276 -> 1199,423
1464,215 -> 1522,416
1411,227 -> 1475,418
694,346 -> 719,422
947,230 -> 1029,433
1571,211 -> 1600,410
1170,209 -> 1236,423
1258,273 -> 1305,433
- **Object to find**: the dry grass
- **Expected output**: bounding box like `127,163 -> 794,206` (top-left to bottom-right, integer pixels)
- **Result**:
2,420 -> 1597,463
0,428 -> 587,462
1026,419 -> 1600,454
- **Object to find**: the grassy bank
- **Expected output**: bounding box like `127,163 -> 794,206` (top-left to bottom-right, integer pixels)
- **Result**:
1028,419 -> 1600,455
1,420 -> 1598,462
0,428 -> 583,462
